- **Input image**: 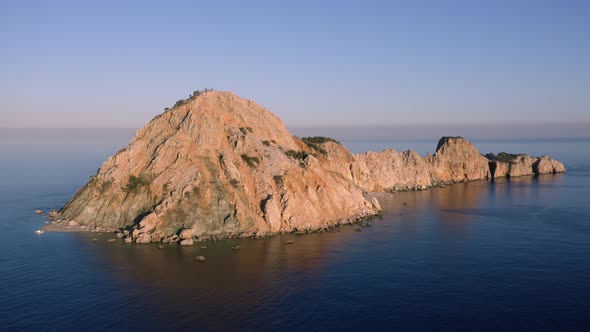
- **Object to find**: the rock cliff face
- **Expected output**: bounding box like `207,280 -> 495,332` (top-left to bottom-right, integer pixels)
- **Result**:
56,91 -> 565,242
58,91 -> 379,242
427,136 -> 492,183
488,154 -> 566,179
348,137 -> 565,192
352,149 -> 432,191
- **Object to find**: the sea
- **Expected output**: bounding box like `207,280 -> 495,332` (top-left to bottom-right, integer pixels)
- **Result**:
0,129 -> 589,331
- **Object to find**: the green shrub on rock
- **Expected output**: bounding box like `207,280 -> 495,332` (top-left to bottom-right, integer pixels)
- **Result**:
301,136 -> 341,156
122,175 -> 149,193
285,150 -> 308,161
240,154 -> 260,168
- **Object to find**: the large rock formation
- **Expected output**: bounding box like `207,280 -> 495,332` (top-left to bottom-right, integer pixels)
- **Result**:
58,91 -> 380,242
55,91 -> 565,242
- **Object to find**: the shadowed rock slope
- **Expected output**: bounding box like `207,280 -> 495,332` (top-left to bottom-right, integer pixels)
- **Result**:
56,91 -> 565,243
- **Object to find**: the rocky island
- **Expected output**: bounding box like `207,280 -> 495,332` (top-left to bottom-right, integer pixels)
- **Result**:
45,91 -> 566,243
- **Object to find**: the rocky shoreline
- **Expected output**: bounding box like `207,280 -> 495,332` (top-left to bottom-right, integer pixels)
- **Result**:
44,91 -> 565,244
39,172 -> 563,245
41,208 -> 380,243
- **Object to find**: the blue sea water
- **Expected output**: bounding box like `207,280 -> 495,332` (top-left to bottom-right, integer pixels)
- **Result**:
1,129 -> 589,331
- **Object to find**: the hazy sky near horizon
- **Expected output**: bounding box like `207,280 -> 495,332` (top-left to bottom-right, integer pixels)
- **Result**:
1,0 -> 589,132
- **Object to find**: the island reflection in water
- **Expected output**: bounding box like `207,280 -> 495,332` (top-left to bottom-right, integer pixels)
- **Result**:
2,130 -> 588,331
71,173 -> 567,330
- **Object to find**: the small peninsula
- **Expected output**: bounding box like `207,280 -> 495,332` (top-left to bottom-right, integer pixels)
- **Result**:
46,91 -> 566,243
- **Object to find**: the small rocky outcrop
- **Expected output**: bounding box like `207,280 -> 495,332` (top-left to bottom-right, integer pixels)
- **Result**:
487,153 -> 566,179
53,91 -> 565,242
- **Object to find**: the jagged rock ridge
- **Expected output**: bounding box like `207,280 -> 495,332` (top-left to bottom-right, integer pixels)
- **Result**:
55,91 -> 565,243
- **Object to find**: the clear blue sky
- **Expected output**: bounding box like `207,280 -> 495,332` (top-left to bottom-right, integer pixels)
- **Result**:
1,0 -> 589,130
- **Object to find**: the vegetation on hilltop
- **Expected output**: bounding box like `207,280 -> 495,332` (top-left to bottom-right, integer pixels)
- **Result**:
168,88 -> 214,110
301,136 -> 341,156
301,136 -> 341,145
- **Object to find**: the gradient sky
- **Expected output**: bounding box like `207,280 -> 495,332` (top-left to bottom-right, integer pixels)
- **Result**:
1,0 -> 589,132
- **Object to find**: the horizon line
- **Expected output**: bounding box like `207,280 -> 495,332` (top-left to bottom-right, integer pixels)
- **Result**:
1,122 -> 590,130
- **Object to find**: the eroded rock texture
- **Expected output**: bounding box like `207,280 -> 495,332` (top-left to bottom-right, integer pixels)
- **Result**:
59,92 -> 379,240
58,91 -> 565,241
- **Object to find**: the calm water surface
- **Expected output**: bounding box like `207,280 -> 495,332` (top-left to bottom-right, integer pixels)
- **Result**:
1,129 -> 589,331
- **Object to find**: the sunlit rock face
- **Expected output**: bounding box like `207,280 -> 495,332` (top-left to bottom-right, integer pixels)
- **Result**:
57,92 -> 565,242
486,153 -> 566,179
351,149 -> 432,191
59,91 -> 379,240
427,136 -> 492,183
347,136 -> 565,192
